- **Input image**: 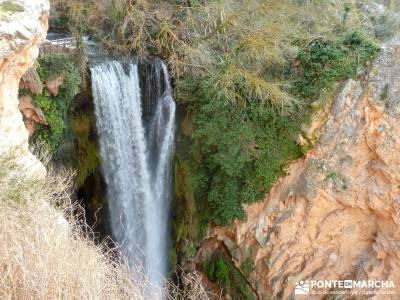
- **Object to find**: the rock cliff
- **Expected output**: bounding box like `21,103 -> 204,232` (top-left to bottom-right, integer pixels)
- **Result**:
208,37 -> 400,299
0,0 -> 49,176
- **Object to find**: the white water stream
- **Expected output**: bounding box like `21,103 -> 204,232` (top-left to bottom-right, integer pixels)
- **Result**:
91,60 -> 175,291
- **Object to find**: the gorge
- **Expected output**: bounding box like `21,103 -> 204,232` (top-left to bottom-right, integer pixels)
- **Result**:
2,0 -> 400,299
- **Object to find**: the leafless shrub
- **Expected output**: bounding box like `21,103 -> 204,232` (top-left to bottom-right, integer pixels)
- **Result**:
0,151 -> 210,299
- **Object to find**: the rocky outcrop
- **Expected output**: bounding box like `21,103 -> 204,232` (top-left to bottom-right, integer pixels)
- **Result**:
208,37 -> 400,299
18,95 -> 47,136
0,0 -> 49,176
19,66 -> 43,95
45,73 -> 64,96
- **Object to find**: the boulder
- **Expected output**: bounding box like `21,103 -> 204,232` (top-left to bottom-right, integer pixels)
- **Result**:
18,95 -> 47,136
45,73 -> 65,96
19,67 -> 43,95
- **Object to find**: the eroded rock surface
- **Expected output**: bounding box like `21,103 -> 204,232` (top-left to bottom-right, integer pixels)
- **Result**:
19,66 -> 43,95
0,0 -> 49,176
18,95 -> 47,136
45,73 -> 64,96
209,37 -> 400,299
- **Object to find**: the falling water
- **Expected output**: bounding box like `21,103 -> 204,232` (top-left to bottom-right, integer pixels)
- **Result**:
90,59 -> 176,291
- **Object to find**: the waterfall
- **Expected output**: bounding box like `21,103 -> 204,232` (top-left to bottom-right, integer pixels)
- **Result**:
90,60 -> 176,291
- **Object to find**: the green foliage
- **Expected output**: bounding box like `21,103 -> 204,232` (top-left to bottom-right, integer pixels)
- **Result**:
206,257 -> 230,288
183,78 -> 302,225
292,32 -> 380,102
203,255 -> 256,300
32,95 -> 65,152
32,55 -> 80,154
38,55 -> 80,101
241,256 -> 255,277
70,114 -> 100,186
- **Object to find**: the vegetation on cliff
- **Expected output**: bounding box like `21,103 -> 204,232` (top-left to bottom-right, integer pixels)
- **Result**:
16,0 -> 397,298
20,54 -> 81,156
49,0 -> 391,227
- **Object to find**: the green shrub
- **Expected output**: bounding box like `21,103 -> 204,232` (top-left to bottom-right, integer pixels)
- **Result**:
184,79 -> 302,226
203,255 -> 256,299
291,31 -> 380,101
205,257 -> 230,288
180,31 -> 379,226
31,55 -> 80,154
38,54 -> 80,102
32,95 -> 65,152
241,256 -> 255,276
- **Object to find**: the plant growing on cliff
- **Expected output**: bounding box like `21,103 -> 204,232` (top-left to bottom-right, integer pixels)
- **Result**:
184,83 -> 303,225
202,254 -> 256,299
54,0 -> 384,227
181,30 -> 379,226
291,31 -> 380,102
32,54 -> 80,155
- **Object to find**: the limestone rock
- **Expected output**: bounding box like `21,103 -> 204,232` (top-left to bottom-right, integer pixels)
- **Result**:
0,0 -> 49,177
208,37 -> 400,299
45,73 -> 64,96
19,66 -> 43,95
18,95 -> 47,136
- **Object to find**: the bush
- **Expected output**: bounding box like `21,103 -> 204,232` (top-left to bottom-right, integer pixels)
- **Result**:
57,1 -> 384,227
32,95 -> 65,152
38,54 -> 80,102
184,79 -> 302,226
0,152 -> 211,299
181,30 -> 379,226
202,255 -> 256,299
291,32 -> 380,101
32,55 -> 80,154
241,256 -> 255,276
205,257 -> 230,288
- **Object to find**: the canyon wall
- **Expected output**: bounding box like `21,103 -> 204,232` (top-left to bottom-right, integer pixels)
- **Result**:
209,37 -> 400,299
0,0 -> 49,176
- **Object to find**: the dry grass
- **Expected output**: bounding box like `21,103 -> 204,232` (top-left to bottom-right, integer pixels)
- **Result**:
0,152 -> 210,299
55,0 -> 399,111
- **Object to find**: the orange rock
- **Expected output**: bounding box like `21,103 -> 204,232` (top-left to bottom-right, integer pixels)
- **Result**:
19,67 -> 43,95
205,38 -> 400,299
18,95 -> 47,136
45,73 -> 65,96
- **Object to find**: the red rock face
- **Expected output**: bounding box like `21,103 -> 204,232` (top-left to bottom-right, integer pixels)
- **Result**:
207,38 -> 400,299
0,0 -> 49,176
